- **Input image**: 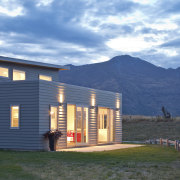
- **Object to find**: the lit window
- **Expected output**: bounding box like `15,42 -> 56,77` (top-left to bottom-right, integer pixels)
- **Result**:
13,70 -> 26,81
39,75 -> 52,81
0,67 -> 8,78
11,106 -> 19,128
50,106 -> 57,130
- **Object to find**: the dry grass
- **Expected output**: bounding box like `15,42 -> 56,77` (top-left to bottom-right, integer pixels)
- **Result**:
0,145 -> 180,180
123,115 -> 180,141
123,115 -> 180,122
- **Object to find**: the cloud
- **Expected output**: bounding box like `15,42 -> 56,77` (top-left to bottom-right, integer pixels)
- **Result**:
160,38 -> 180,48
0,0 -> 179,68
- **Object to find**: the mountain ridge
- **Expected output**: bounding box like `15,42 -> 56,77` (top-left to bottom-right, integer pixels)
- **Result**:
59,55 -> 180,116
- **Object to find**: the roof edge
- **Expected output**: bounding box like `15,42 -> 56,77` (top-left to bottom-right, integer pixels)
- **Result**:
0,56 -> 70,70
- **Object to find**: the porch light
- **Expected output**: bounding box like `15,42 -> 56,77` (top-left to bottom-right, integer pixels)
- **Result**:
116,100 -> 120,109
91,94 -> 96,107
59,94 -> 64,104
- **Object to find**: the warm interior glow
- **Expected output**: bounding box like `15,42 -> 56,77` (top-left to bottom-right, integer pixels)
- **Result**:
0,67 -> 8,78
98,108 -> 114,143
98,108 -> 108,143
91,94 -> 96,106
116,100 -> 120,109
59,94 -> 64,103
13,69 -> 26,81
67,105 -> 76,146
50,106 -> 57,130
67,104 -> 89,147
39,74 -> 52,81
11,106 -> 19,128
110,109 -> 114,142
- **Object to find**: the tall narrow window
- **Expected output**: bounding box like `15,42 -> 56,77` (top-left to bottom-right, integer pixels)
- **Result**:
50,106 -> 57,130
11,106 -> 19,128
0,67 -> 8,78
13,70 -> 26,81
39,75 -> 52,81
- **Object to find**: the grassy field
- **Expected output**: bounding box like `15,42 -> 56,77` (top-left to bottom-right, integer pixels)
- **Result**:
0,145 -> 180,180
123,116 -> 180,141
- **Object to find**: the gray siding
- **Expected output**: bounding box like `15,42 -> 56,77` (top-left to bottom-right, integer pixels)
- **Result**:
0,81 -> 40,150
0,61 -> 59,82
39,81 -> 122,149
0,79 -> 122,151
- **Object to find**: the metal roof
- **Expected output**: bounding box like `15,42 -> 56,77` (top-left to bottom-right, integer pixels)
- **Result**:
0,56 -> 70,70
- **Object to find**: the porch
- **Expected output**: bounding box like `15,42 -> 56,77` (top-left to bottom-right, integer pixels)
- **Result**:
58,144 -> 144,152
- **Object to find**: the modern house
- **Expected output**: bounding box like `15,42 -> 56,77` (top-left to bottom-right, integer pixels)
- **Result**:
0,56 -> 122,151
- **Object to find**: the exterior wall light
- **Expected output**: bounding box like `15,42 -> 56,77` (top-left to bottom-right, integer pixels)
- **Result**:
91,93 -> 96,108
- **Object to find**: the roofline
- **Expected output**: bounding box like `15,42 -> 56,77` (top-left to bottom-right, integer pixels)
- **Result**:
0,56 -> 70,70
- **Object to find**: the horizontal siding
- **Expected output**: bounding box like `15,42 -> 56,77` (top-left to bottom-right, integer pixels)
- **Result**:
39,81 -> 122,149
0,61 -> 59,82
0,81 -> 40,150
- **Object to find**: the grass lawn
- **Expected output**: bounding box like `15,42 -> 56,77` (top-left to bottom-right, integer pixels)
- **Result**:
0,145 -> 180,180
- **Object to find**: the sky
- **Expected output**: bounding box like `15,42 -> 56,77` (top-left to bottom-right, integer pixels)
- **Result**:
0,0 -> 180,68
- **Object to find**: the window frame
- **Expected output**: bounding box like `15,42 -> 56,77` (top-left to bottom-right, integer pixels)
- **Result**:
49,105 -> 58,131
0,66 -> 9,78
39,74 -> 52,81
10,105 -> 20,129
13,69 -> 26,81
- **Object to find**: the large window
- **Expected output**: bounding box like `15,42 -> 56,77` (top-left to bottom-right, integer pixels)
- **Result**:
0,67 -> 8,78
13,69 -> 26,81
67,105 -> 89,147
50,106 -> 58,130
11,106 -> 19,128
39,75 -> 52,81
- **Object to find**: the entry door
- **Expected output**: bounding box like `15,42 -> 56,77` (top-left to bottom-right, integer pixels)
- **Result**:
76,106 -> 88,145
98,108 -> 109,143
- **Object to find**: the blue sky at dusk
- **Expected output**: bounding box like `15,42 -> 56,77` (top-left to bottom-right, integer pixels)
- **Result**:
0,0 -> 180,68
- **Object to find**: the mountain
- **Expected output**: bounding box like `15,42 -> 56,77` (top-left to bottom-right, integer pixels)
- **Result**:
59,55 -> 180,116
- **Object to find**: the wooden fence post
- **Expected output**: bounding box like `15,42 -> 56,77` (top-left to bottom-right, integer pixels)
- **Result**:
160,138 -> 163,146
166,139 -> 169,147
175,140 -> 177,150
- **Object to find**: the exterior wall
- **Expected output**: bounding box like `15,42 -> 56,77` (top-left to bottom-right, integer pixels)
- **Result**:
0,80 -> 122,151
0,61 -> 59,82
39,81 -> 122,149
0,81 -> 40,150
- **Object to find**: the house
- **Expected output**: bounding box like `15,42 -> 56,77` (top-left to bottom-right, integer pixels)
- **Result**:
0,56 -> 122,151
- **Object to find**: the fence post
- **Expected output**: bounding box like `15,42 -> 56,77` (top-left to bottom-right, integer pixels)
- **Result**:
175,140 -> 177,150
166,139 -> 169,147
160,138 -> 163,146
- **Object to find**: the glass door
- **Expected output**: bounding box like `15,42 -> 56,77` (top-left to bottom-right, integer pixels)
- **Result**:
98,108 -> 109,143
76,106 -> 88,145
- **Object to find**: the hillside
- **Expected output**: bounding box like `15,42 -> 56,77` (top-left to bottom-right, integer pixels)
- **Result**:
59,55 -> 180,116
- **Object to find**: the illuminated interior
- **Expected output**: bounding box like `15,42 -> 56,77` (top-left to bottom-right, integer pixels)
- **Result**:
0,67 -> 8,78
11,106 -> 19,128
50,106 -> 58,130
39,75 -> 52,81
67,104 -> 88,147
67,104 -> 76,146
13,70 -> 26,81
98,108 -> 114,143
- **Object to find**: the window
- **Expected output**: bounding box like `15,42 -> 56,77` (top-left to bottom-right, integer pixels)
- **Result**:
50,106 -> 58,130
0,67 -> 8,78
13,70 -> 26,81
39,75 -> 52,81
11,106 -> 19,128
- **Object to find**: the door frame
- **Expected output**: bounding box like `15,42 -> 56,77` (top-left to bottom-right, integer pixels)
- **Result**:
97,107 -> 114,144
75,105 -> 89,146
